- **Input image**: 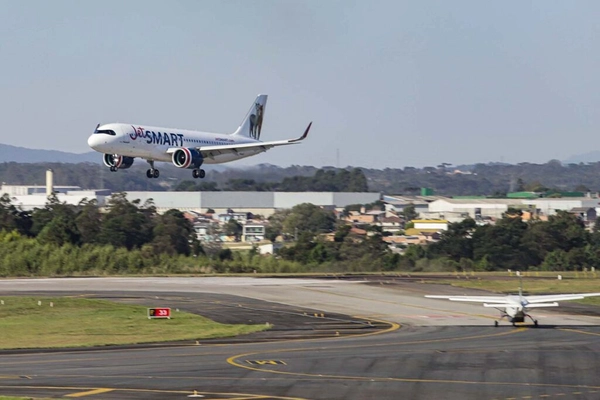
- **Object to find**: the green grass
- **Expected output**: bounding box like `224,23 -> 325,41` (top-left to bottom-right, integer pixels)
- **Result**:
430,278 -> 600,306
0,397 -> 51,400
0,297 -> 268,350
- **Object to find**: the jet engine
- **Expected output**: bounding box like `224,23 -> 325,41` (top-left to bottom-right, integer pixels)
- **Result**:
103,154 -> 134,170
171,148 -> 203,169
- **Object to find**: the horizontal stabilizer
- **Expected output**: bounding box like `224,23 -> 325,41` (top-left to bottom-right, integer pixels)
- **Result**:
426,295 -> 509,304
523,302 -> 559,308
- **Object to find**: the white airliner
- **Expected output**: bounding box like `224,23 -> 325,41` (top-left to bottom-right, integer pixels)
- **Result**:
87,94 -> 311,178
426,284 -> 600,326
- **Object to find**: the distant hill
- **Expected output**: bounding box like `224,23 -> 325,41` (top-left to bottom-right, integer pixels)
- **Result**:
0,143 -> 99,163
563,151 -> 600,164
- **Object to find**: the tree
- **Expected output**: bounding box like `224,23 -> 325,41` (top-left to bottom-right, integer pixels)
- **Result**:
75,199 -> 101,244
224,219 -> 243,241
402,204 -> 418,223
37,214 -> 81,246
151,209 -> 196,256
34,194 -> 80,245
0,194 -> 32,235
97,193 -> 155,250
282,203 -> 336,237
266,209 -> 291,241
427,218 -> 476,261
472,214 -> 531,270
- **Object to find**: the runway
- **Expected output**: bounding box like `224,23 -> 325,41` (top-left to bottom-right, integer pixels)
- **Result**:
1,277 -> 599,399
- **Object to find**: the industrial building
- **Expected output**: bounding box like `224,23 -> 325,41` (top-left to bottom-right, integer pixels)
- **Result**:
1,169 -> 111,211
122,191 -> 381,216
1,169 -> 381,217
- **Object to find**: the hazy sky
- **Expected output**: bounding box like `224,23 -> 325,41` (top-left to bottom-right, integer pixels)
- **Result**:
1,1 -> 599,169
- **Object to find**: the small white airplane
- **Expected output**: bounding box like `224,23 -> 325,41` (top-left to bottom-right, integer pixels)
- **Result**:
87,94 -> 311,179
426,282 -> 600,327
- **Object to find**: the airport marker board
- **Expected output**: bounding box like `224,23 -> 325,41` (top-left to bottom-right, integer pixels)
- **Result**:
148,307 -> 171,319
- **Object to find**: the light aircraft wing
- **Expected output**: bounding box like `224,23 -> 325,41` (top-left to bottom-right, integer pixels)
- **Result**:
166,122 -> 312,158
425,295 -> 511,304
524,293 -> 600,303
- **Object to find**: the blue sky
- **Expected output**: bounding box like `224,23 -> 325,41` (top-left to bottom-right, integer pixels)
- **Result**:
1,1 -> 599,168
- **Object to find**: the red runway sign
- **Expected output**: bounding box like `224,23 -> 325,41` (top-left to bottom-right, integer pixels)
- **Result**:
148,307 -> 171,319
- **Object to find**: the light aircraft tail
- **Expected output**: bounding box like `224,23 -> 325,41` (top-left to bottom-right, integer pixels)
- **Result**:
233,94 -> 268,140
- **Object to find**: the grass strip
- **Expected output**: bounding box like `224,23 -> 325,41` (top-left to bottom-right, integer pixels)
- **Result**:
0,297 -> 267,349
0,397 -> 51,400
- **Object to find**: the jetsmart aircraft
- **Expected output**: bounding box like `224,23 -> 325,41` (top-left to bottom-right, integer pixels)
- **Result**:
87,94 -> 311,178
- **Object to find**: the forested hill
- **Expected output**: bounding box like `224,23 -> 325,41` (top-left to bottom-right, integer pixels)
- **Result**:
3,159 -> 600,195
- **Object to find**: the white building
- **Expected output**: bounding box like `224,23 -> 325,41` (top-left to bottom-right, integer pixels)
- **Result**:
428,199 -> 519,219
242,222 -> 266,242
522,198 -> 600,216
122,191 -> 381,216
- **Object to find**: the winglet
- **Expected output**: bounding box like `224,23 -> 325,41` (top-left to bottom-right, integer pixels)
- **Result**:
290,122 -> 312,143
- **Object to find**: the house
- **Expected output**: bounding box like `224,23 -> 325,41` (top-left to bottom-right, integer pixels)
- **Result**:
218,212 -> 253,224
258,242 -> 283,255
242,222 -> 266,242
193,221 -> 219,242
569,207 -> 597,226
379,216 -> 402,232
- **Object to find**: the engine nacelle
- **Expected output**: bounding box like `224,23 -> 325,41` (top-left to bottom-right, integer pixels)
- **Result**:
103,154 -> 134,169
172,148 -> 203,169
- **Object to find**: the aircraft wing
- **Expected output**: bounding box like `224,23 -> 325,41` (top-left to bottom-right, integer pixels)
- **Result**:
425,295 -> 511,304
167,122 -> 312,158
524,293 -> 600,303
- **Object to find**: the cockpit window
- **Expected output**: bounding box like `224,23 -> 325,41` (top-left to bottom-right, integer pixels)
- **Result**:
94,129 -> 116,136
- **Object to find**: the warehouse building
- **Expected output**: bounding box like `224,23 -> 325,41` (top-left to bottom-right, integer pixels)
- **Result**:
122,191 -> 381,216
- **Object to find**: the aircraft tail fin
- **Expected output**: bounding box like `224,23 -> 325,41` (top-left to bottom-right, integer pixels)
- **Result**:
232,94 -> 268,140
518,274 -> 523,299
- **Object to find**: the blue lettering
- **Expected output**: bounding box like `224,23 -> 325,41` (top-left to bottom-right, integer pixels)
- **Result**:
152,131 -> 162,145
169,133 -> 177,146
145,131 -> 152,144
163,132 -> 171,146
177,133 -> 184,146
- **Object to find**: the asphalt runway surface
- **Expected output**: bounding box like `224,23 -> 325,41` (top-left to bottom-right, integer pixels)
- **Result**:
0,277 -> 600,400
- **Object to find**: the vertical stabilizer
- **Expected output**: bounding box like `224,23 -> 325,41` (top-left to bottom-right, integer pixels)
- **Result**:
233,94 -> 268,140
518,274 -> 523,300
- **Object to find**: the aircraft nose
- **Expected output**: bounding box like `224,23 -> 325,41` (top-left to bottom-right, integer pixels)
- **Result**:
87,134 -> 98,149
88,134 -> 106,151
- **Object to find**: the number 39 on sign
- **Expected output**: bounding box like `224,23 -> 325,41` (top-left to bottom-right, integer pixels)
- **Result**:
148,307 -> 171,319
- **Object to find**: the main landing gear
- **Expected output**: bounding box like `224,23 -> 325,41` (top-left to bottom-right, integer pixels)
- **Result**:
494,316 -> 538,327
192,168 -> 206,179
146,160 -> 160,179
109,166 -> 117,172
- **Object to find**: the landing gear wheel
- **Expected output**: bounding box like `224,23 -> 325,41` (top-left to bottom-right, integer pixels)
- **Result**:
153,169 -> 160,178
146,169 -> 153,178
199,169 -> 206,179
192,169 -> 199,179
533,320 -> 538,327
494,321 -> 498,327
110,166 -> 117,172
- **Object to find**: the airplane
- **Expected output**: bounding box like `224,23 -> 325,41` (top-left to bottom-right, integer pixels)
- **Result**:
425,279 -> 600,327
87,94 -> 311,179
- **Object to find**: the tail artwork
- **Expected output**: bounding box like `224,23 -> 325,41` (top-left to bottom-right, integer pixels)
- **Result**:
233,94 -> 268,140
